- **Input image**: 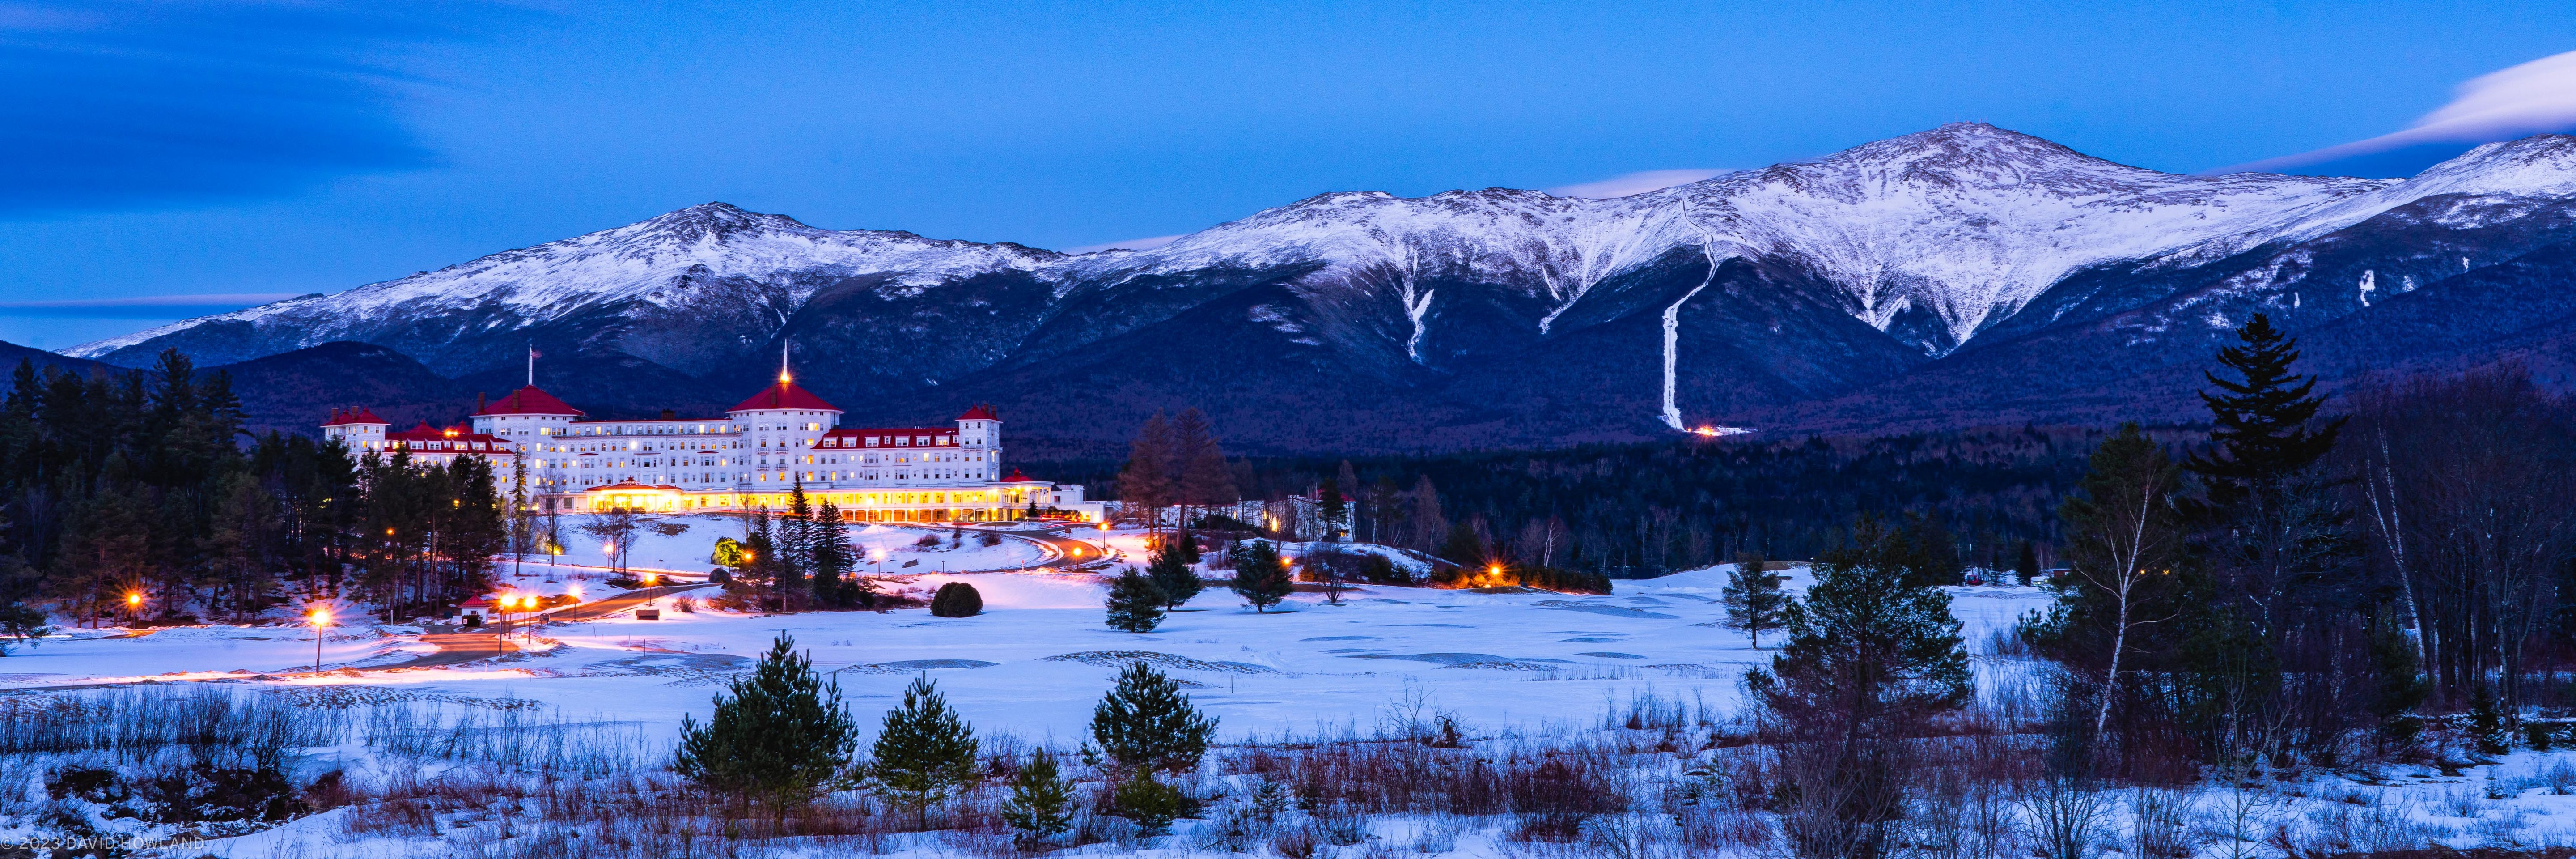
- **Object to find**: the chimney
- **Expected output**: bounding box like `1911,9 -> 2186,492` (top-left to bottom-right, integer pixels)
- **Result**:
475,391 -> 487,412
660,408 -> 676,420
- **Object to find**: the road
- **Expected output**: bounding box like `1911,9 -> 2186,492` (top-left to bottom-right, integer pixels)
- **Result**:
1005,524 -> 1115,570
544,582 -> 718,621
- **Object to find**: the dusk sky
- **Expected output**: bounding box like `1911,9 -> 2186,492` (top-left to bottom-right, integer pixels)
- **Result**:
4,0 -> 2574,349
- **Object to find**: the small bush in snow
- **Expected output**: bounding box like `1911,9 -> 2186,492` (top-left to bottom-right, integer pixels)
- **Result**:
928,582 -> 982,617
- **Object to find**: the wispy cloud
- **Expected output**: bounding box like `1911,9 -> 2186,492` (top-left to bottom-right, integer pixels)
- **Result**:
0,292 -> 309,318
1546,169 -> 1730,199
2224,49 -> 2576,176
0,1 -> 528,217
1064,234 -> 1185,254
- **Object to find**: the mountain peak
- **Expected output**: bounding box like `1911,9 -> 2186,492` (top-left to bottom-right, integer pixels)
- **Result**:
628,202 -> 815,243
2393,133 -> 2576,200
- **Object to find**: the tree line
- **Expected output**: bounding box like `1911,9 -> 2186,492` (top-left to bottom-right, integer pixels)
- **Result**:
2029,316 -> 2576,778
0,350 -> 518,636
1055,426 -> 2106,580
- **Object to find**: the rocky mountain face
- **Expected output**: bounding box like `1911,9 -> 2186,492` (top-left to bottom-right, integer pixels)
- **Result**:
62,125 -> 2576,455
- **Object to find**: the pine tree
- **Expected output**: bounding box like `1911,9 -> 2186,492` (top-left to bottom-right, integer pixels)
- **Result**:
811,502 -> 856,606
869,675 -> 980,829
2014,540 -> 2040,586
1091,661 -> 1218,773
676,633 -> 858,811
1106,568 -> 1167,632
782,480 -> 817,588
1750,522 -> 1971,859
1109,769 -> 1197,836
1720,551 -> 1788,648
1436,521 -> 1485,569
999,750 -> 1073,846
1145,544 -> 1202,609
2189,313 -> 2343,485
1227,541 -> 1292,613
1317,476 -> 1347,540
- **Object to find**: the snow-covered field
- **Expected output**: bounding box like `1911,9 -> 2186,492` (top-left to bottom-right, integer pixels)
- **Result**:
11,560 -> 1957,741
14,536 -> 2576,857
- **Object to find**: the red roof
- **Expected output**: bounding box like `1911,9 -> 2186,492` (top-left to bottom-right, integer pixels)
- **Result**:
583,480 -> 670,492
958,403 -> 1000,421
386,422 -> 510,451
1002,468 -> 1045,483
475,385 -> 583,417
322,407 -> 388,426
728,379 -> 841,413
819,427 -> 957,447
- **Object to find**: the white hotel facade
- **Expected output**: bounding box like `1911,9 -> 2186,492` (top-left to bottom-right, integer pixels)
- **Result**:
320,368 -> 1087,522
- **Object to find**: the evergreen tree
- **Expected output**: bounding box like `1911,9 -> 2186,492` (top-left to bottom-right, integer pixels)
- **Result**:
2189,314 -> 2343,485
2184,314 -> 2356,660
1436,521 -> 1485,569
676,633 -> 858,811
1109,769 -> 1197,836
1145,544 -> 1202,609
1318,474 -> 1348,540
1106,568 -> 1167,633
869,675 -> 980,829
1720,551 -> 1788,648
999,750 -> 1073,846
782,480 -> 817,587
1091,661 -> 1218,773
1749,521 -> 1971,859
1226,541 -> 1293,612
2014,541 -> 2040,586
811,502 -> 855,606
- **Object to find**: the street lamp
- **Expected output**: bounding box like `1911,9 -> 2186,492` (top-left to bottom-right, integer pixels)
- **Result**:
309,608 -> 331,673
123,591 -> 143,626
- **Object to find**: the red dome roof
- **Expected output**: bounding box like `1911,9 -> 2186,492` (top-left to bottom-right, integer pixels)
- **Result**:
323,407 -> 388,426
1002,468 -> 1045,483
729,379 -> 842,413
958,403 -> 1000,421
475,386 -> 583,417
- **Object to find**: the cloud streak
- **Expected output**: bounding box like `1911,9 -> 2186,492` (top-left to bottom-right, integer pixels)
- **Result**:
1546,169 -> 1730,199
0,1 -> 525,217
2228,49 -> 2576,175
0,292 -> 310,318
1064,234 -> 1184,254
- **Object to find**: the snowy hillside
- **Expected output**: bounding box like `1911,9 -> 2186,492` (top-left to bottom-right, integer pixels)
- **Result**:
59,125 -> 2576,450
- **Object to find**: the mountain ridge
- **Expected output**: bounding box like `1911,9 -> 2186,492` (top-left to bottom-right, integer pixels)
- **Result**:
58,124 -> 2576,453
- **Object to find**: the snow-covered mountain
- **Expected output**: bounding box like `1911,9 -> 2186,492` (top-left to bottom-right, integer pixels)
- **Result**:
65,124 -> 2576,452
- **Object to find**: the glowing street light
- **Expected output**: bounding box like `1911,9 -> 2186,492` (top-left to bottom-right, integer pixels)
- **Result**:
123,591 -> 143,626
308,607 -> 332,673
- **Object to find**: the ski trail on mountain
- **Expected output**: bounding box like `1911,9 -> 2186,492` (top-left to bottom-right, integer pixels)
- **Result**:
1662,216 -> 1723,431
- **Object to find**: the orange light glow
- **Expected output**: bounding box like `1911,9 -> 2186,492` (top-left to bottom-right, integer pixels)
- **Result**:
124,592 -> 142,607
309,608 -> 332,626
1691,425 -> 1721,437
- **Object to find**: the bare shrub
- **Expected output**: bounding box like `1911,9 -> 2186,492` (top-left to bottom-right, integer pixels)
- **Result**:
2129,787 -> 2189,859
2017,780 -> 2108,859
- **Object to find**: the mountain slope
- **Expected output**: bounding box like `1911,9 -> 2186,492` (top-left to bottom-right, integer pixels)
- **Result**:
62,127 -> 2576,452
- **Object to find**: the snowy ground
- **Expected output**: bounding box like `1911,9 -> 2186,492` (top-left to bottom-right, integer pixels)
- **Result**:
0,557 -> 2055,746
30,540 -> 2574,857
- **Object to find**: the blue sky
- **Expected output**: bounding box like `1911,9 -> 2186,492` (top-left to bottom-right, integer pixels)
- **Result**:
4,0 -> 2574,349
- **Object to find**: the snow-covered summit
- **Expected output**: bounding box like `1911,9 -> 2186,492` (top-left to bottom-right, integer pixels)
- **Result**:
67,202 -> 1060,359
65,127 -> 2576,366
